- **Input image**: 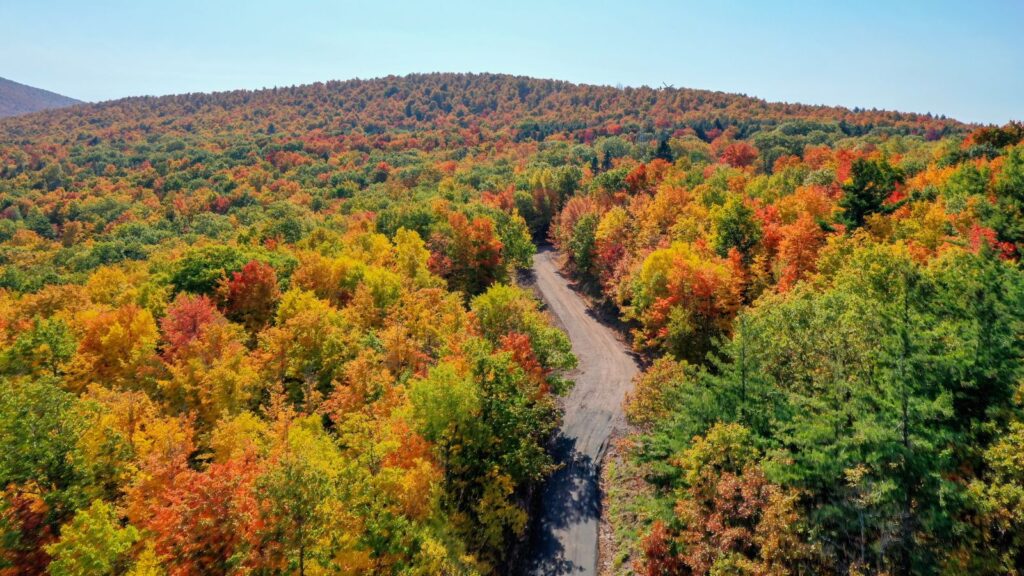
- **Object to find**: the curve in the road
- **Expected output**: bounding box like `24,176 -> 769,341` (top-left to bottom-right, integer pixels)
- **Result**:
526,247 -> 639,575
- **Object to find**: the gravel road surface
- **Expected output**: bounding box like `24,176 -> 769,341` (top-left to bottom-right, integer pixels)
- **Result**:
525,247 -> 639,575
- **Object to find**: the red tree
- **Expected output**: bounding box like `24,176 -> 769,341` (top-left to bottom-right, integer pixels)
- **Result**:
719,142 -> 759,168
430,212 -> 504,295
161,293 -> 223,361
0,485 -> 54,575
640,521 -> 685,576
500,331 -> 548,395
777,214 -> 824,291
217,260 -> 281,332
625,163 -> 650,194
146,457 -> 263,576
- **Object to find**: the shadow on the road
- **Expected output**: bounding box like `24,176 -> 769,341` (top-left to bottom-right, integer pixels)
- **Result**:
518,244 -> 644,575
522,434 -> 600,575
517,265 -> 537,285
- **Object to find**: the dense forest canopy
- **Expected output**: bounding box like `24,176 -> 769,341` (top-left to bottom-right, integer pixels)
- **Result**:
0,72 -> 1022,575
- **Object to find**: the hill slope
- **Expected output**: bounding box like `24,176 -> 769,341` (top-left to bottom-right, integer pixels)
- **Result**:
0,76 -> 80,118
0,72 -> 964,143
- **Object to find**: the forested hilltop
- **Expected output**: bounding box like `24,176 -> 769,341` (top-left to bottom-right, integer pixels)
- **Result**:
0,72 -> 961,143
0,71 -> 1019,575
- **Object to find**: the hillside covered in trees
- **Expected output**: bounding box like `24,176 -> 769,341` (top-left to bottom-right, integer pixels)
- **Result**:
1,72 -> 1021,575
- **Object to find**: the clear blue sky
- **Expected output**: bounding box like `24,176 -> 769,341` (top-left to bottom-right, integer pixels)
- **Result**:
3,0 -> 1021,124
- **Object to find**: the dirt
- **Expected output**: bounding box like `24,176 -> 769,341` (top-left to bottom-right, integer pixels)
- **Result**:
524,247 -> 640,575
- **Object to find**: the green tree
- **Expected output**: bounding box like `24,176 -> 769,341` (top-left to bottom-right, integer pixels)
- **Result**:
257,417 -> 341,576
992,145 -> 1024,243
568,212 -> 599,277
0,318 -> 76,377
487,210 -> 534,271
995,145 -> 1024,203
967,421 -> 1024,573
838,158 -> 904,229
171,245 -> 254,295
409,363 -> 480,445
470,284 -> 575,384
0,378 -> 90,573
712,195 -> 762,260
652,244 -> 1024,573
45,500 -> 139,576
927,248 -> 1024,458
0,378 -> 89,522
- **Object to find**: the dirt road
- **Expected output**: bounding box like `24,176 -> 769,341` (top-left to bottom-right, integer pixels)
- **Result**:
525,247 -> 639,575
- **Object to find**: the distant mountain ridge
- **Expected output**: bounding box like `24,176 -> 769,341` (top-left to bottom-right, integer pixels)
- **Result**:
0,76 -> 81,118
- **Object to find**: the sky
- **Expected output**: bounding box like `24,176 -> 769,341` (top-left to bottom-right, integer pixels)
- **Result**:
2,0 -> 1021,124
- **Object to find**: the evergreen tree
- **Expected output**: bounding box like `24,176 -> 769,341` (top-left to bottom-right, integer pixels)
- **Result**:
838,158 -> 904,229
655,137 -> 674,162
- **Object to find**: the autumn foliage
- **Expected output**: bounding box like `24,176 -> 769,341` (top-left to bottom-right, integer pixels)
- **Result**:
0,72 -> 1020,575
